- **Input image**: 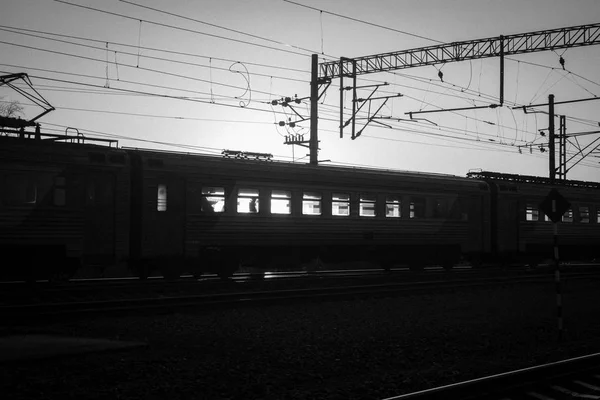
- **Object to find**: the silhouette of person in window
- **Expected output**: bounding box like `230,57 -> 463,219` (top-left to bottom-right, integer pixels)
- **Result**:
249,198 -> 258,213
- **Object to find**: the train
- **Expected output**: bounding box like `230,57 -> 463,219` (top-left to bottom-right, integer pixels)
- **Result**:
1,131 -> 599,281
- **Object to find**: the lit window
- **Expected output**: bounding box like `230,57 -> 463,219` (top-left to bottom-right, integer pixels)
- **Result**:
579,206 -> 590,223
271,190 -> 291,214
202,187 -> 225,213
525,204 -> 539,221
302,192 -> 321,215
237,188 -> 259,213
597,207 -> 600,223
332,193 -> 350,216
562,208 -> 573,223
386,196 -> 400,218
157,184 -> 167,211
410,197 -> 426,219
359,194 -> 376,217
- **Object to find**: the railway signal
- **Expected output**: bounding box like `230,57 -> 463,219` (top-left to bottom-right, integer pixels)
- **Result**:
539,189 -> 571,223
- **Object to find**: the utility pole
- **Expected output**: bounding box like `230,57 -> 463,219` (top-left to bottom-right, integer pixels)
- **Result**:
549,94 -> 555,183
309,54 -> 319,165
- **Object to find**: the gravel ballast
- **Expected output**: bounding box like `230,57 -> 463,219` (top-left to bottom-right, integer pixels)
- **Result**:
2,277 -> 600,400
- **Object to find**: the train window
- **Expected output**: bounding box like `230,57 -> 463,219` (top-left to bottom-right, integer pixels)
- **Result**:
410,197 -> 426,219
201,187 -> 225,213
237,188 -> 259,214
157,184 -> 167,211
302,192 -> 321,215
597,207 -> 600,223
5,175 -> 37,205
579,206 -> 590,223
53,176 -> 66,206
433,199 -> 447,218
332,193 -> 350,216
562,208 -> 573,223
385,196 -> 400,218
271,190 -> 291,215
525,203 -> 539,221
359,194 -> 376,217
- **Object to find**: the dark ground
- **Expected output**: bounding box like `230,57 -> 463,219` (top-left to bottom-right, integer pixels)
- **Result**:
2,275 -> 600,400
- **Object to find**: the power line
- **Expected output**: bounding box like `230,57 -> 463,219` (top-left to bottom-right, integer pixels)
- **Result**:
281,0 -> 443,44
53,0 -> 312,58
4,97 -> 276,123
24,73 -> 280,116
0,27 -> 308,84
118,0 -> 321,55
0,63 -> 223,100
0,24 -> 311,74
0,40 -> 284,98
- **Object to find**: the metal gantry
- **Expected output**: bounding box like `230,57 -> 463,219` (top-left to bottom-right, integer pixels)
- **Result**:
307,22 -> 600,171
318,23 -> 600,79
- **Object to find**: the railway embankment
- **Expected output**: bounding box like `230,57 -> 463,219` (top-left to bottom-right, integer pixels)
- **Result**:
2,276 -> 600,400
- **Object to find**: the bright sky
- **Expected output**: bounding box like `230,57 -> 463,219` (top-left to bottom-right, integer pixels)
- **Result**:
1,0 -> 599,182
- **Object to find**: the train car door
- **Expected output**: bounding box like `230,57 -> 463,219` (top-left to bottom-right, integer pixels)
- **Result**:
144,177 -> 185,258
83,171 -> 116,265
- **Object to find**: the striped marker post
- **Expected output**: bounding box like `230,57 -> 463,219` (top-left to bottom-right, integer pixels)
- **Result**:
553,221 -> 563,342
540,190 -> 569,343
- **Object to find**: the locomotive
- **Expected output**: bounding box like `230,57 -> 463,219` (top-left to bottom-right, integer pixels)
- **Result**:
1,131 -> 598,281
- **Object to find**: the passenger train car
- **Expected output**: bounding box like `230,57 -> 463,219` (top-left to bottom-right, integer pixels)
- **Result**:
0,133 -> 598,281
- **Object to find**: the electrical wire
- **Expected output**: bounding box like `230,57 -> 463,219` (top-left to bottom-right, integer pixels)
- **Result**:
282,0 -> 443,44
52,0 -> 312,58
118,0 -> 321,55
0,27 -> 309,83
0,40 -> 288,98
0,63 -> 284,104
0,25 -> 311,74
20,73 -> 282,116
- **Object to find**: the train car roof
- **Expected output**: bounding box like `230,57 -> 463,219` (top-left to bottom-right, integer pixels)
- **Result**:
124,146 -> 481,184
467,170 -> 600,190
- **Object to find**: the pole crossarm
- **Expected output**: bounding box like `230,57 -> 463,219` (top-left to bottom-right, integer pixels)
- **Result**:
319,23 -> 600,79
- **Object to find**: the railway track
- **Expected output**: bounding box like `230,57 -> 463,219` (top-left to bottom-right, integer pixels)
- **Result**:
0,265 -> 593,309
383,352 -> 600,400
2,270 -> 599,323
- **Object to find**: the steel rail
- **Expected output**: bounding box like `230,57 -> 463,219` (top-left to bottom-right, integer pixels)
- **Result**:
2,271 -> 599,322
382,352 -> 600,400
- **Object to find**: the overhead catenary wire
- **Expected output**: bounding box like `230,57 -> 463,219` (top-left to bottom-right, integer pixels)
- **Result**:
18,73 -> 284,116
0,27 -> 309,83
52,0 -> 314,58
0,40 -> 293,98
0,25 -> 311,74
0,63 -> 284,102
118,0 -> 322,56
281,0 -> 444,44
